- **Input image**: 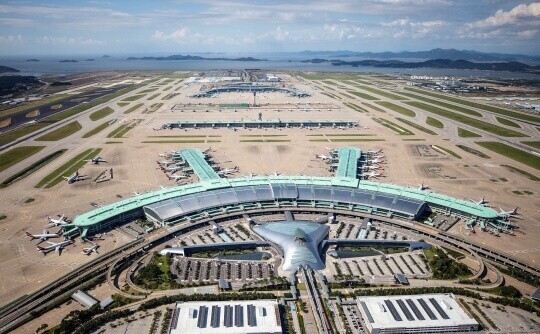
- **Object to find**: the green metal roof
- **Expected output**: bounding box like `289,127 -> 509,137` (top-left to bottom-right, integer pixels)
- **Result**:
336,147 -> 361,178
70,176 -> 499,230
177,149 -> 220,181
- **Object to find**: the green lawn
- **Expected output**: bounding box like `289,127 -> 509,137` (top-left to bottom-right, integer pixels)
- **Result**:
501,165 -> 539,181
124,103 -> 143,114
404,101 -> 526,137
147,93 -> 160,100
82,121 -> 113,138
521,141 -> 540,149
496,116 -> 521,128
0,146 -> 45,172
426,116 -> 444,129
343,102 -> 368,113
0,123 -> 49,146
476,142 -> 540,170
404,87 -> 540,124
121,94 -> 145,102
374,118 -> 414,135
1,149 -> 66,188
117,102 -> 130,107
399,92 -> 483,117
89,107 -> 114,121
396,118 -> 437,135
376,101 -> 416,117
0,94 -> 69,118
351,83 -> 408,100
35,121 -> 82,141
347,90 -> 379,101
432,145 -> 462,159
107,121 -> 137,138
458,128 -> 481,138
456,145 -> 491,159
35,148 -> 101,188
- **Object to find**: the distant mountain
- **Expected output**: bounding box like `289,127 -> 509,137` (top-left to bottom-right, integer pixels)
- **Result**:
319,58 -> 540,73
0,65 -> 19,74
102,55 -> 111,58
26,59 -> 40,62
298,48 -> 540,62
127,54 -> 267,61
59,59 -> 78,63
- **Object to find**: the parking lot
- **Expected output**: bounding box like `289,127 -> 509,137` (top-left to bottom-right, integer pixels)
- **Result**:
171,257 -> 275,285
342,303 -> 366,334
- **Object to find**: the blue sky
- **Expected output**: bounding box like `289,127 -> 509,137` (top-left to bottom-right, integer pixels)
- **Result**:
0,0 -> 539,55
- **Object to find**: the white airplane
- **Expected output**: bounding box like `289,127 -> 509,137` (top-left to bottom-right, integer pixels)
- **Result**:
167,173 -> 189,181
84,156 -> 107,165
161,166 -> 182,173
157,160 -> 175,166
37,239 -> 74,255
366,149 -> 382,154
83,243 -> 99,255
365,158 -> 385,164
499,207 -> 519,218
470,197 -> 488,206
26,229 -> 62,243
218,166 -> 239,176
133,191 -> 141,196
45,215 -> 68,227
63,171 -> 87,184
418,183 -> 429,191
360,171 -> 383,179
315,154 -> 332,161
362,165 -> 382,170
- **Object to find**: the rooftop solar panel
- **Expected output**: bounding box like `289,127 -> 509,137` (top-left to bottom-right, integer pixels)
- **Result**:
396,299 -> 415,321
197,306 -> 208,328
384,300 -> 402,322
418,298 -> 437,320
429,298 -> 450,320
235,305 -> 244,327
405,299 -> 425,321
224,305 -> 233,327
211,305 -> 221,328
247,304 -> 257,327
360,301 -> 375,323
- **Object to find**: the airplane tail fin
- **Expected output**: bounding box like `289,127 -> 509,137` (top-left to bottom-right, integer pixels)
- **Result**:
26,232 -> 35,239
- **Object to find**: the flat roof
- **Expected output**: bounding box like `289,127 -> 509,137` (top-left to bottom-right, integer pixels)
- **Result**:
169,300 -> 282,334
177,149 -> 220,181
357,294 -> 478,331
336,146 -> 361,178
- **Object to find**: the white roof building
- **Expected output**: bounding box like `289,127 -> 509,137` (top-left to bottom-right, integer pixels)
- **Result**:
357,294 -> 479,334
169,300 -> 283,334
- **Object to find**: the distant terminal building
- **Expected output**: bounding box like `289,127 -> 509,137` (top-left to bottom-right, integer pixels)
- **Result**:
189,82 -> 310,98
168,300 -> 282,334
357,294 -> 479,334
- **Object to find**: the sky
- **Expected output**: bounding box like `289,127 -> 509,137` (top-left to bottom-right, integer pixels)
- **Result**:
0,0 -> 539,56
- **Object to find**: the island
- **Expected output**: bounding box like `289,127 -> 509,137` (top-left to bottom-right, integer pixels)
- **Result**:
59,59 -> 78,63
127,54 -> 266,61
0,65 -> 20,74
26,59 -> 40,62
84,59 -> 95,62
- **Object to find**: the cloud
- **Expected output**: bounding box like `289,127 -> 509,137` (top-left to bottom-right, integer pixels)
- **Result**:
468,3 -> 540,28
0,34 -> 23,43
39,36 -> 103,46
516,29 -> 538,39
153,28 -> 190,42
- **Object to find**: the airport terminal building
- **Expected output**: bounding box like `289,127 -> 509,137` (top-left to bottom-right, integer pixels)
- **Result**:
357,294 -> 479,334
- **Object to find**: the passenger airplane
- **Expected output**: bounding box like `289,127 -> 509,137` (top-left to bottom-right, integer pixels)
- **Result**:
360,171 -> 383,179
365,158 -> 385,164
161,166 -> 182,173
366,149 -> 382,154
418,183 -> 429,191
499,207 -> 519,218
45,215 -> 68,227
37,239 -> 74,255
315,154 -> 332,161
84,156 -> 107,164
470,197 -> 488,206
167,173 -> 189,181
361,165 -> 382,170
157,160 -> 175,166
217,166 -> 239,176
63,171 -> 87,184
83,243 -> 99,255
26,229 -> 62,243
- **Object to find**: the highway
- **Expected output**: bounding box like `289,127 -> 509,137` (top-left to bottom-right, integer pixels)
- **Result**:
301,266 -> 334,334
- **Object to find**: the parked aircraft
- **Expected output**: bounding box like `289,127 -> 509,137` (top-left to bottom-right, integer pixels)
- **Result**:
157,160 -> 175,166
167,173 -> 189,181
161,166 -> 182,173
499,207 -> 519,218
360,171 -> 383,179
85,156 -> 107,165
83,243 -> 99,255
26,229 -> 62,243
45,215 -> 68,227
365,158 -> 385,164
361,165 -> 382,170
418,183 -> 429,191
315,154 -> 332,161
470,197 -> 488,206
37,239 -> 74,255
366,149 -> 382,154
218,166 -> 239,176
63,171 -> 87,184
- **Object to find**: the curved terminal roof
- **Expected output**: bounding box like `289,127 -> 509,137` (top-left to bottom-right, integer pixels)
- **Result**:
253,221 -> 328,271
70,176 -> 499,231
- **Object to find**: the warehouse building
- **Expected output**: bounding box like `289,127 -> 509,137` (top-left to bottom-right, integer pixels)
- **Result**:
357,294 -> 479,334
169,300 -> 282,334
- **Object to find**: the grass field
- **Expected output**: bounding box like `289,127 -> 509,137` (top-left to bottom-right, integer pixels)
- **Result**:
456,145 -> 491,159
239,139 -> 291,143
82,121 -> 113,138
404,101 -> 526,137
124,103 -> 143,114
300,73 -> 361,80
139,88 -> 158,94
458,128 -> 481,138
347,90 -> 379,101
520,141 -> 540,149
495,117 -> 521,128
350,82 -> 408,100
476,142 -> 540,170
89,107 -> 114,121
398,92 -> 483,117
431,145 -> 462,159
117,102 -> 129,107
121,94 -> 145,102
343,102 -> 368,113
0,94 -> 69,118
107,121 -> 137,138
376,101 -> 416,117
363,103 -> 386,113
404,87 -> 540,124
395,118 -> 437,135
35,148 -> 102,188
426,116 -> 444,129
310,138 -> 385,142
1,149 -> 66,188
0,123 -> 49,146
147,94 -> 160,100
141,140 -> 208,143
0,146 -> 45,172
501,165 -> 539,181
374,118 -> 414,135
35,121 -> 82,141
144,103 -> 163,113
